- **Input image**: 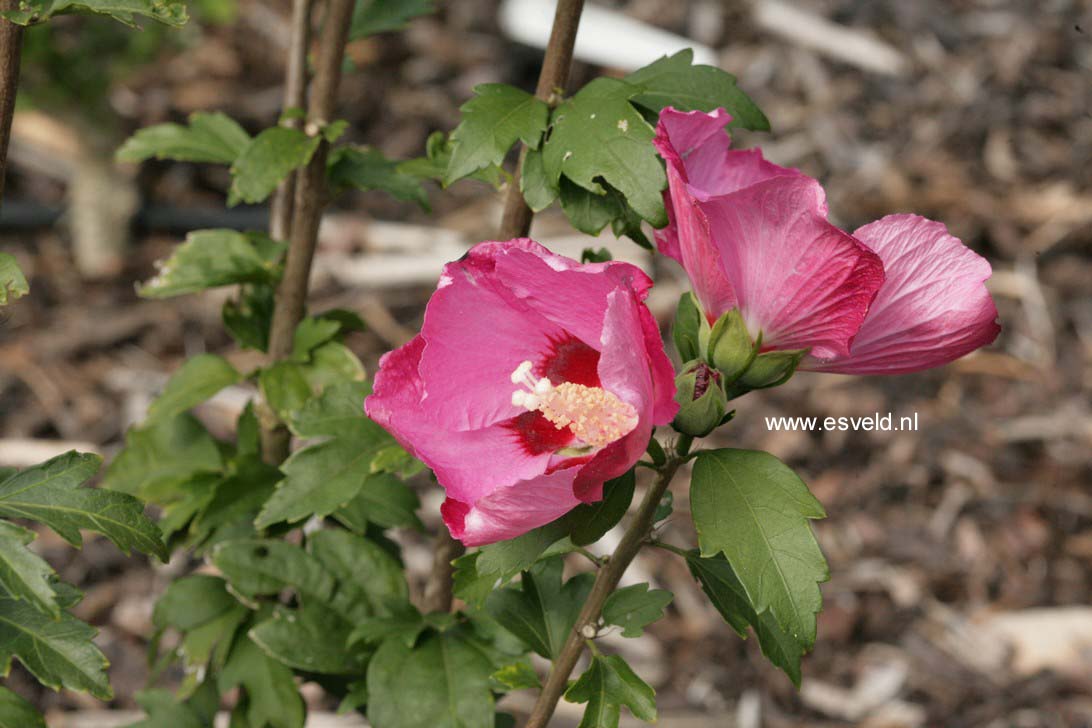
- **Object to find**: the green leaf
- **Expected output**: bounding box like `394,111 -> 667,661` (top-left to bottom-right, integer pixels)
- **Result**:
117,112 -> 249,164
348,604 -> 425,648
0,686 -> 45,728
327,146 -> 429,208
250,603 -> 364,674
289,381 -> 379,440
1,0 -> 187,26
626,49 -> 770,131
212,539 -> 337,606
542,77 -> 667,226
218,631 -> 305,728
307,528 -> 408,618
223,283 -> 275,351
229,127 -> 320,205
485,557 -> 594,659
0,521 -> 59,617
491,660 -> 541,691
0,253 -> 29,306
520,147 -> 557,212
673,292 -> 708,363
187,460 -> 279,552
259,362 -> 313,422
291,317 -> 342,362
602,583 -> 673,639
452,553 -> 498,609
102,413 -> 223,500
0,451 -> 167,560
446,84 -> 549,185
333,473 -> 423,532
350,0 -> 433,38
139,229 -> 286,299
303,341 -> 367,391
565,654 -> 656,728
153,575 -> 247,689
255,435 -> 390,529
690,448 -> 828,647
0,593 -> 111,699
147,354 -> 241,424
398,131 -> 507,188
684,550 -> 805,686
366,627 -> 495,728
567,470 -> 636,546
125,686 -> 219,728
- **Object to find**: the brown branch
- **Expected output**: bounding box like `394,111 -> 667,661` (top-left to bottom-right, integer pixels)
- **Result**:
421,0 -> 588,615
269,0 -> 313,242
524,455 -> 683,728
0,1 -> 25,207
497,0 -> 585,239
260,0 -> 355,464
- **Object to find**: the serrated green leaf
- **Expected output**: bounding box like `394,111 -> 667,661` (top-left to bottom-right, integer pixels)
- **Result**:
229,127 -> 320,206
139,229 -> 285,299
213,538 -> 337,605
302,340 -> 366,391
542,77 -> 667,226
0,593 -> 111,699
327,146 -> 429,208
1,0 -> 187,26
0,686 -> 46,728
125,685 -> 219,728
291,317 -> 342,362
398,130 -> 507,188
690,448 -> 827,648
0,253 -> 29,306
684,550 -> 805,685
288,380 -> 379,440
307,528 -> 408,618
103,413 -> 222,499
147,354 -> 241,424
452,552 -> 498,609
255,435 -> 389,529
188,459 -> 279,551
491,659 -> 541,691
259,362 -> 312,423
520,147 -> 557,212
0,451 -> 166,560
446,84 -> 549,185
117,112 -> 249,164
0,521 -> 59,617
350,0 -> 433,38
486,557 -> 594,659
366,627 -> 495,728
333,473 -> 423,532
250,602 -> 364,675
625,49 -> 770,131
602,583 -> 672,639
153,574 -> 238,632
348,603 -> 425,648
218,631 -> 305,728
565,654 -> 656,728
223,283 -> 275,352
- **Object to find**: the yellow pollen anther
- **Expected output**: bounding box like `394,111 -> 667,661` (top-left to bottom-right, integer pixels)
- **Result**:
510,361 -> 638,449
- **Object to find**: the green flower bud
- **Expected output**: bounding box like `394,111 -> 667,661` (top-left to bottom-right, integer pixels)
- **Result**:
673,292 -> 710,363
725,348 -> 809,399
707,308 -> 756,381
672,361 -> 729,437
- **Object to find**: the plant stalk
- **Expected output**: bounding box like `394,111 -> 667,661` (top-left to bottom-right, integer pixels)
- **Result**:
0,1 -> 25,207
269,0 -> 313,243
524,454 -> 683,728
497,0 -> 585,239
260,0 -> 355,464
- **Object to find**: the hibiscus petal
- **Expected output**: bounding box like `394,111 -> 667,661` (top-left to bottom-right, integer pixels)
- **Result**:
365,335 -> 554,504
805,214 -> 1000,374
442,467 -> 583,547
698,176 -> 885,358
493,242 -> 654,349
417,245 -> 566,431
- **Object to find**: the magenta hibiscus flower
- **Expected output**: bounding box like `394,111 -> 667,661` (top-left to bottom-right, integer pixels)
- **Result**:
365,239 -> 677,546
654,107 -> 999,373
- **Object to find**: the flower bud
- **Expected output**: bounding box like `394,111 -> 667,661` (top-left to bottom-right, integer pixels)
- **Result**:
725,348 -> 809,399
707,308 -> 757,381
672,361 -> 729,437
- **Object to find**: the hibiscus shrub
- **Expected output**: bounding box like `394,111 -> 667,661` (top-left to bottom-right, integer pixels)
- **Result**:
0,2 -> 1001,727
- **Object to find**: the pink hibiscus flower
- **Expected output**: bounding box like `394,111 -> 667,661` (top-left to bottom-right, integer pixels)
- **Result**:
365,239 -> 678,546
654,107 -> 999,374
